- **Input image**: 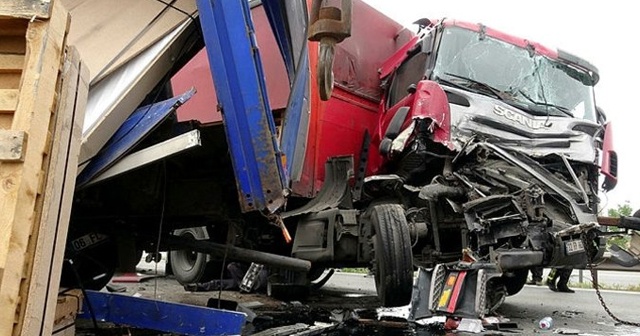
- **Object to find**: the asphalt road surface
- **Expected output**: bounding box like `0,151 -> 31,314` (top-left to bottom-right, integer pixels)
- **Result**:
103,259 -> 640,335
325,272 -> 640,335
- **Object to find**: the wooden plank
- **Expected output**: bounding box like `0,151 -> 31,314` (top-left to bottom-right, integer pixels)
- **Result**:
0,115 -> 11,129
0,73 -> 22,90
51,289 -> 82,336
0,36 -> 27,54
0,130 -> 27,162
0,89 -> 18,112
19,46 -> 87,336
0,54 -> 25,73
54,289 -> 83,326
0,0 -> 51,20
0,19 -> 28,36
0,1 -> 69,334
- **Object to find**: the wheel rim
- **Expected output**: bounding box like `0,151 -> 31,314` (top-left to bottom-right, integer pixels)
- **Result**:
61,232 -> 117,290
173,232 -> 199,272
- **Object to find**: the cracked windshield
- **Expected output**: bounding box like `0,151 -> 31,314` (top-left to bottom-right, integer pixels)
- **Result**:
433,26 -> 597,122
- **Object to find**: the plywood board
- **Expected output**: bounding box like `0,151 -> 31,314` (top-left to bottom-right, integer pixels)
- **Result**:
20,46 -> 88,336
0,1 -> 69,334
61,0 -> 196,84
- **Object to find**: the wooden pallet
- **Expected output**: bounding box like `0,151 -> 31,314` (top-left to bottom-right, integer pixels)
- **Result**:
52,289 -> 84,336
0,1 -> 88,335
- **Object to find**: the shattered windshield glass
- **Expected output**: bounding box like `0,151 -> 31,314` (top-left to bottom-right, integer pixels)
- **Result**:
433,26 -> 596,122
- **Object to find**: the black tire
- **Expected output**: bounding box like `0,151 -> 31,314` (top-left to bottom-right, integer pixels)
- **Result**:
502,269 -> 528,296
170,227 -> 217,284
370,204 -> 414,307
61,231 -> 117,290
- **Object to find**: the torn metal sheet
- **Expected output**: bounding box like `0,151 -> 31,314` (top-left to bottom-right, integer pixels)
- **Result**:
414,315 -> 446,326
457,318 -> 483,333
79,290 -> 245,336
445,86 -> 601,164
76,89 -> 194,188
377,305 -> 411,320
79,18 -> 197,168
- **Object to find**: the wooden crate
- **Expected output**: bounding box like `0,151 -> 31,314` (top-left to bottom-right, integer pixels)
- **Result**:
0,1 -> 88,335
52,289 -> 84,336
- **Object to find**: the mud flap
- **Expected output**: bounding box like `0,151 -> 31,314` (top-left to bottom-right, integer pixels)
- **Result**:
282,156 -> 353,219
408,265 -> 502,321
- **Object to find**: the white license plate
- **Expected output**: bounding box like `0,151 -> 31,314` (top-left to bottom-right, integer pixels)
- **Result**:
71,233 -> 108,251
565,240 -> 585,255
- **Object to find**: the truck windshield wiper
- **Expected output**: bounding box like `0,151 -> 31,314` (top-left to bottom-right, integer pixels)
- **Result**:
443,72 -> 505,101
434,75 -> 473,92
516,90 -> 573,118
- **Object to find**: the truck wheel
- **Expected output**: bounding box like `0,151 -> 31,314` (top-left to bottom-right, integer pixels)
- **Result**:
370,204 -> 413,307
170,227 -> 218,284
502,269 -> 528,296
60,231 -> 117,290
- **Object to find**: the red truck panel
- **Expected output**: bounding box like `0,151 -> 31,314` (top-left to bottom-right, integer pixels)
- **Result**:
172,1 -> 413,197
171,5 -> 290,123
293,0 -> 415,196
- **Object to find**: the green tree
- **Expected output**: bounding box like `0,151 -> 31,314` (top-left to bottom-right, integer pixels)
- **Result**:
606,201 -> 633,248
607,202 -> 633,218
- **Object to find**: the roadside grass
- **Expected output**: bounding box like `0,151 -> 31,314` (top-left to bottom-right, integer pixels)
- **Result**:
569,281 -> 640,292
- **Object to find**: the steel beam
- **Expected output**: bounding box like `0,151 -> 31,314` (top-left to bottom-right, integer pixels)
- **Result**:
167,234 -> 312,272
85,130 -> 202,187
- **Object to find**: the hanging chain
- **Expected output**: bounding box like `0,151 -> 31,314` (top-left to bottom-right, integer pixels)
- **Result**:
581,231 -> 640,327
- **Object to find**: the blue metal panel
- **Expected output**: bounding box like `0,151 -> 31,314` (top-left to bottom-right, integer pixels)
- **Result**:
78,290 -> 245,336
280,44 -> 310,182
262,0 -> 295,81
197,0 -> 286,213
261,0 -> 311,182
76,89 -> 195,189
